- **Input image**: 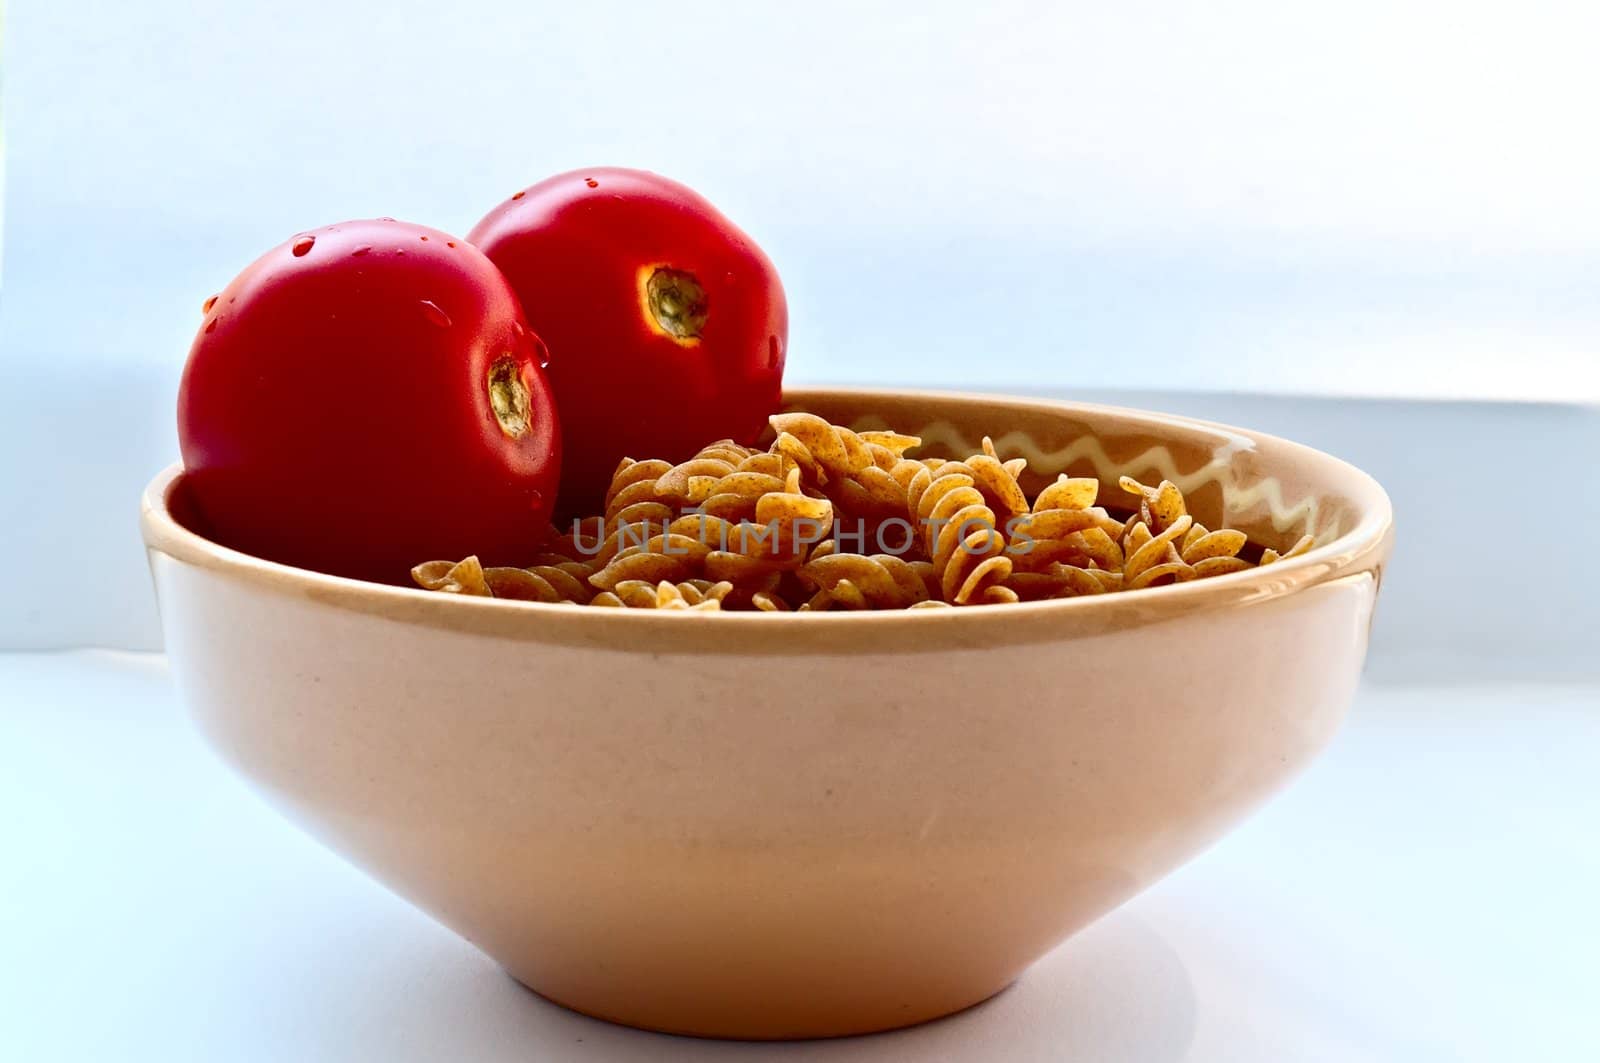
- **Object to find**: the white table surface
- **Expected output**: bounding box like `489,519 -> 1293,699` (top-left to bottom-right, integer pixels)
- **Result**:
2,651 -> 1596,1062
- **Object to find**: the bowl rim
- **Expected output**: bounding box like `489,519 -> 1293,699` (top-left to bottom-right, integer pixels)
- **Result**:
140,387 -> 1394,655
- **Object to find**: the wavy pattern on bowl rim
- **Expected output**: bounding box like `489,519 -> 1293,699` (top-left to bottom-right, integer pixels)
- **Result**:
842,414 -> 1332,541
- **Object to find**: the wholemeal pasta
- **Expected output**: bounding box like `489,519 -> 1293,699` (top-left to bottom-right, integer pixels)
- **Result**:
797,548 -> 943,611
904,459 -> 1015,604
412,413 -> 1316,611
768,412 -> 875,484
590,579 -> 734,610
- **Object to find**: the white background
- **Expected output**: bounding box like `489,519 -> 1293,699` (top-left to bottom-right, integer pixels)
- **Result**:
6,1 -> 1600,397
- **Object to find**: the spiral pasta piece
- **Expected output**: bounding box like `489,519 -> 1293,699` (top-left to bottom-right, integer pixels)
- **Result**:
653,438 -> 759,503
604,458 -> 675,518
1174,521 -> 1251,580
411,556 -> 597,604
756,593 -> 791,611
1122,514 -> 1196,589
906,462 -> 1013,604
907,456 -> 1027,531
971,438 -> 1030,519
749,466 -> 835,564
590,579 -> 732,610
768,412 -> 876,485
1007,473 -> 1124,573
1181,524 -> 1247,564
483,563 -> 597,603
1006,564 -> 1121,600
588,532 -> 711,592
687,457 -> 793,522
694,439 -> 758,466
823,464 -> 909,520
798,552 -> 939,610
1118,475 -> 1187,533
411,556 -> 490,596
860,430 -> 921,463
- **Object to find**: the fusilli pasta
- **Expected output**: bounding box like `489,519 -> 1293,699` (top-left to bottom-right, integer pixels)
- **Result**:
905,459 -> 1015,604
411,412 -> 1316,611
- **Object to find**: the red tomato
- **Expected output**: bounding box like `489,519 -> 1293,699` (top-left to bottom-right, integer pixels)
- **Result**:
468,168 -> 786,516
178,219 -> 561,582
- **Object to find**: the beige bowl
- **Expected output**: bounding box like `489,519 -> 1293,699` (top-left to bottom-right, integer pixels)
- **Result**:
141,388 -> 1392,1040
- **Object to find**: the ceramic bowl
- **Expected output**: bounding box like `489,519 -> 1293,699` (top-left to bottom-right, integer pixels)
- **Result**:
140,388 -> 1392,1040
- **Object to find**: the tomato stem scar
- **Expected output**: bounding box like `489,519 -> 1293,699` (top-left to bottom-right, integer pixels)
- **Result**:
643,267 -> 708,342
487,357 -> 533,439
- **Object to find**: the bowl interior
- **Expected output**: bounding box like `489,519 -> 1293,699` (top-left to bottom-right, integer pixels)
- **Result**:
144,387 -> 1391,652
791,389 -> 1375,551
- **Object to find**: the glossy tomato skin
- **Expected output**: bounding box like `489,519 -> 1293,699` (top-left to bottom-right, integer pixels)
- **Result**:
469,168 -> 786,516
178,219 -> 560,583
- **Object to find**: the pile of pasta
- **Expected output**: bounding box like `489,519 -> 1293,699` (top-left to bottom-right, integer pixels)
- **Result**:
412,413 -> 1313,611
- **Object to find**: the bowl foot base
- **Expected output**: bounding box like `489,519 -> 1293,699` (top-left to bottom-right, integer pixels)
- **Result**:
507,970 -> 1019,1041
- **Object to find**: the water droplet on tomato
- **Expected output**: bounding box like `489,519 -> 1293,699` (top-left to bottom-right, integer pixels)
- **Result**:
584,177 -> 598,188
538,351 -> 550,368
205,317 -> 218,334
530,489 -> 544,506
446,241 -> 456,248
351,245 -> 372,257
419,235 -> 429,241
291,235 -> 315,257
420,300 -> 451,328
201,294 -> 219,314
511,191 -> 525,200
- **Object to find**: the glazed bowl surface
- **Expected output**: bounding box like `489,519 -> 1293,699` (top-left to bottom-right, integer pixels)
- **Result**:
140,388 -> 1393,1039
